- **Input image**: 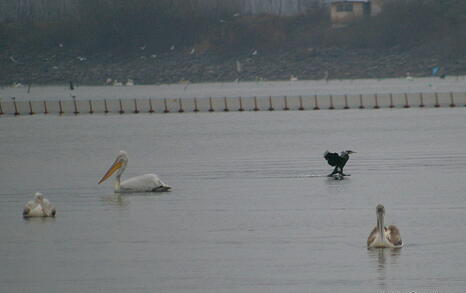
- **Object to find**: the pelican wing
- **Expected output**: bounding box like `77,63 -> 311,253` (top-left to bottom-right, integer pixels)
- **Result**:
41,199 -> 56,217
23,200 -> 44,217
120,174 -> 170,192
386,225 -> 402,246
367,226 -> 378,247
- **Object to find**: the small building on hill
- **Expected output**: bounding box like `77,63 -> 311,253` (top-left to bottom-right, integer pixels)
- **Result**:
329,0 -> 383,24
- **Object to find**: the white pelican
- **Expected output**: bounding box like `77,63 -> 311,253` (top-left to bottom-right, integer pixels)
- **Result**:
98,150 -> 171,193
367,204 -> 402,249
23,192 -> 56,218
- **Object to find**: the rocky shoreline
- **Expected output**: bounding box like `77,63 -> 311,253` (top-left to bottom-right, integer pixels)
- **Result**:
1,46 -> 464,86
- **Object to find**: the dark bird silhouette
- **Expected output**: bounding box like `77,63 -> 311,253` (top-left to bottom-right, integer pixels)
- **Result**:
324,150 -> 355,177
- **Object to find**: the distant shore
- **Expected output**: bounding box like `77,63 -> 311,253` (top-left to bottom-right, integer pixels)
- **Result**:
1,46 -> 463,86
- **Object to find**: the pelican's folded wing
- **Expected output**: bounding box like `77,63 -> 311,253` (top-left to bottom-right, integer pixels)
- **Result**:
120,174 -> 170,192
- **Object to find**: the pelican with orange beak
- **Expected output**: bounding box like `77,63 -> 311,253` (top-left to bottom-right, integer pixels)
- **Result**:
98,150 -> 171,193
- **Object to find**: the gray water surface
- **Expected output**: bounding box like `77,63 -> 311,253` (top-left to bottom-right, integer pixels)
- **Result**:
2,76 -> 466,101
1,109 -> 465,293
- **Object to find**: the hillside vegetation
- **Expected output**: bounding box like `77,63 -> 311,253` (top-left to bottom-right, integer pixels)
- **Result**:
1,0 -> 465,84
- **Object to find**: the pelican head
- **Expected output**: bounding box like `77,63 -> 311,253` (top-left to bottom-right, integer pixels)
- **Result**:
98,150 -> 128,184
34,192 -> 44,202
376,204 -> 385,215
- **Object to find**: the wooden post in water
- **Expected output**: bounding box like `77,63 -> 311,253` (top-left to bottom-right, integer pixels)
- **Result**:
268,96 -> 274,111
118,99 -> 124,114
209,97 -> 214,112
238,97 -> 244,111
224,97 -> 229,112
178,98 -> 184,113
28,101 -> 34,115
0,100 -> 4,115
389,93 -> 394,108
104,99 -> 109,114
43,101 -> 48,114
12,98 -> 19,116
313,95 -> 319,110
434,92 -> 440,107
134,99 -> 140,113
373,94 -> 379,109
419,93 -> 424,107
283,96 -> 289,110
344,94 -> 349,109
299,96 -> 304,111
58,100 -> 64,115
89,100 -> 94,114
403,93 -> 410,108
148,98 -> 154,113
449,92 -> 456,107
359,94 -> 365,109
329,95 -> 335,110
253,96 -> 259,111
193,98 -> 199,112
163,98 -> 169,113
73,97 -> 79,115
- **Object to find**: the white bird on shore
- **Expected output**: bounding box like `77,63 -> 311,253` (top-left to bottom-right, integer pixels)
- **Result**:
23,192 -> 56,218
367,204 -> 403,249
112,80 -> 123,86
98,150 -> 171,193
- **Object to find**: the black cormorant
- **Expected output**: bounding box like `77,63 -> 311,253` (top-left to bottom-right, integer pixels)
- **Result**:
324,150 -> 355,177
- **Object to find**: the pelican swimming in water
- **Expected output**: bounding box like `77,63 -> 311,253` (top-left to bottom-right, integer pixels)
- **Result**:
367,204 -> 403,249
324,150 -> 355,177
23,192 -> 56,218
98,150 -> 171,193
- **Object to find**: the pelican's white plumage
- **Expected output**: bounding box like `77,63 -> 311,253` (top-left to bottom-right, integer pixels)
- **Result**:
367,204 -> 402,249
23,192 -> 56,218
98,150 -> 171,193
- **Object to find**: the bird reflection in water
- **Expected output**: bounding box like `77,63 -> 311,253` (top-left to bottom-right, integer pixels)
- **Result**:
100,193 -> 130,208
367,248 -> 402,288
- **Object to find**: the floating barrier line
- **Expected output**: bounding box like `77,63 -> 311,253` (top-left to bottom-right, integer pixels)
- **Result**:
1,92 -> 464,116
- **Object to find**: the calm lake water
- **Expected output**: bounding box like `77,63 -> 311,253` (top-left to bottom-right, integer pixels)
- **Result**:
2,75 -> 466,101
1,108 -> 465,293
